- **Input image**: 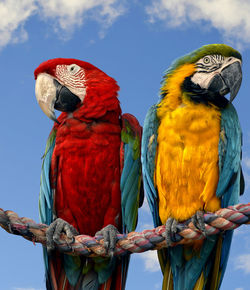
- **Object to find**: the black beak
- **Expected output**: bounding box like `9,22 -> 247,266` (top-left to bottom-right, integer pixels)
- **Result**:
207,61 -> 242,102
53,79 -> 81,112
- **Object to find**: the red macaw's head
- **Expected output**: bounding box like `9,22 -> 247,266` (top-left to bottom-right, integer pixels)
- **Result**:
34,58 -> 120,122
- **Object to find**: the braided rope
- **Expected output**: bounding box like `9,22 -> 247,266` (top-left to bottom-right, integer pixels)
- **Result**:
0,203 -> 250,257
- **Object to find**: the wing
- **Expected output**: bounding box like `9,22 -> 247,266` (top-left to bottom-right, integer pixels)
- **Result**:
38,128 -> 56,276
214,103 -> 244,288
120,113 -> 142,233
216,103 -> 244,205
141,105 -> 160,227
119,113 -> 142,289
39,128 -> 56,225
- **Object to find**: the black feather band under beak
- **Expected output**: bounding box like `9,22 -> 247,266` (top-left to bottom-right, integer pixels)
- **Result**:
53,79 -> 81,112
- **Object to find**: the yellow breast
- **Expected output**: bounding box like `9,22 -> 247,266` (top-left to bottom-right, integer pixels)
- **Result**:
155,100 -> 221,223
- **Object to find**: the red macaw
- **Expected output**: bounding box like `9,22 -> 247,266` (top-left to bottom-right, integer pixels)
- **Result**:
34,58 -> 142,290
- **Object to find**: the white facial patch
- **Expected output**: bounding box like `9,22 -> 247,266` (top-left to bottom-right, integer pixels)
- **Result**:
191,56 -> 241,89
55,64 -> 86,102
35,73 -> 57,121
191,71 -> 213,89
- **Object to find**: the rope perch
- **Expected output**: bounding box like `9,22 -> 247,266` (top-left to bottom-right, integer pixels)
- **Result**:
1,203 -> 250,257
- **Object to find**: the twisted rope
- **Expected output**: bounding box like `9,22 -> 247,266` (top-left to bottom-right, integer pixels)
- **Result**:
1,203 -> 250,257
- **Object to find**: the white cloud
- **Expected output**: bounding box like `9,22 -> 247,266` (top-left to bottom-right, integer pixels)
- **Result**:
235,254 -> 250,273
0,0 -> 126,48
0,0 -> 36,48
139,250 -> 161,272
235,288 -> 244,290
37,0 -> 126,38
146,0 -> 250,49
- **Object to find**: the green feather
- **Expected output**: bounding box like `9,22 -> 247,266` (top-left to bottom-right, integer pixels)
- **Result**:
168,44 -> 241,72
42,129 -> 57,159
121,121 -> 140,160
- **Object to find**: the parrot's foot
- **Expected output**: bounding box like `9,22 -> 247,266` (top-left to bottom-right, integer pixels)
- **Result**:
191,211 -> 206,235
165,217 -> 179,247
46,218 -> 79,252
95,224 -> 120,257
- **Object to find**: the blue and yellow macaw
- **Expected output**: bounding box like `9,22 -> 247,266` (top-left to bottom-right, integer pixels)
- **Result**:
142,44 -> 244,289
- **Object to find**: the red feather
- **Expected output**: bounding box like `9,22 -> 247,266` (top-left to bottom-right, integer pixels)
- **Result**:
51,109 -> 122,235
36,58 -> 133,290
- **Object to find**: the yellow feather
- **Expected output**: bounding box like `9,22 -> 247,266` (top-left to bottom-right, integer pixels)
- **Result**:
155,64 -> 221,223
158,63 -> 196,114
194,272 -> 205,290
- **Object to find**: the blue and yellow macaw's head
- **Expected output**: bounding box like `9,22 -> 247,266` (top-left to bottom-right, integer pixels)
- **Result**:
160,44 -> 242,110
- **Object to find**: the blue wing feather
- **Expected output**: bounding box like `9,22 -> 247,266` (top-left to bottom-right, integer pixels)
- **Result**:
216,103 -> 243,287
39,129 -> 56,225
120,114 -> 142,233
217,103 -> 242,202
38,129 -> 56,275
141,105 -> 160,227
120,145 -> 134,190
119,114 -> 142,289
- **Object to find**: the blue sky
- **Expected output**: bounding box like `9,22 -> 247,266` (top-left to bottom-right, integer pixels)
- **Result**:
0,1 -> 250,289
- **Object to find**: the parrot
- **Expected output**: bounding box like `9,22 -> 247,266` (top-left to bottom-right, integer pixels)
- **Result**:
141,44 -> 244,290
34,58 -> 143,290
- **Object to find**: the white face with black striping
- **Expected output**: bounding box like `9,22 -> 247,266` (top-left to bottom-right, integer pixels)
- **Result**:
35,63 -> 87,121
55,64 -> 86,102
191,55 -> 241,90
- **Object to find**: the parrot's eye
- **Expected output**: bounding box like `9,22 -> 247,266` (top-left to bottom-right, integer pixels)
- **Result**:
68,64 -> 80,74
203,56 -> 211,64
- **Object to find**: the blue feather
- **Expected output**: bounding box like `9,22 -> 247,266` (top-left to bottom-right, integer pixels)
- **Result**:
39,131 -> 56,225
120,117 -> 142,232
217,104 -> 242,200
38,130 -> 56,277
216,104 -> 243,287
120,145 -> 134,190
141,105 -> 160,227
64,255 -> 82,286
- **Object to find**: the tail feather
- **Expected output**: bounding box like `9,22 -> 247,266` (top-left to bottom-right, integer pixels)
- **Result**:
45,251 -> 128,290
157,249 -> 169,274
193,272 -> 204,290
162,258 -> 173,290
157,237 -> 220,290
81,271 -> 99,290
205,235 -> 223,290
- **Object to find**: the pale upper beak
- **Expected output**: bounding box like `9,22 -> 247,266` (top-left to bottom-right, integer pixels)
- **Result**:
35,73 -> 81,122
35,73 -> 58,122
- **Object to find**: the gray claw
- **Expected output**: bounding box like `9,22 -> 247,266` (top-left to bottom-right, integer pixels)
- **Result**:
191,211 -> 206,235
46,218 -> 79,252
95,224 -> 119,256
165,217 -> 178,247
